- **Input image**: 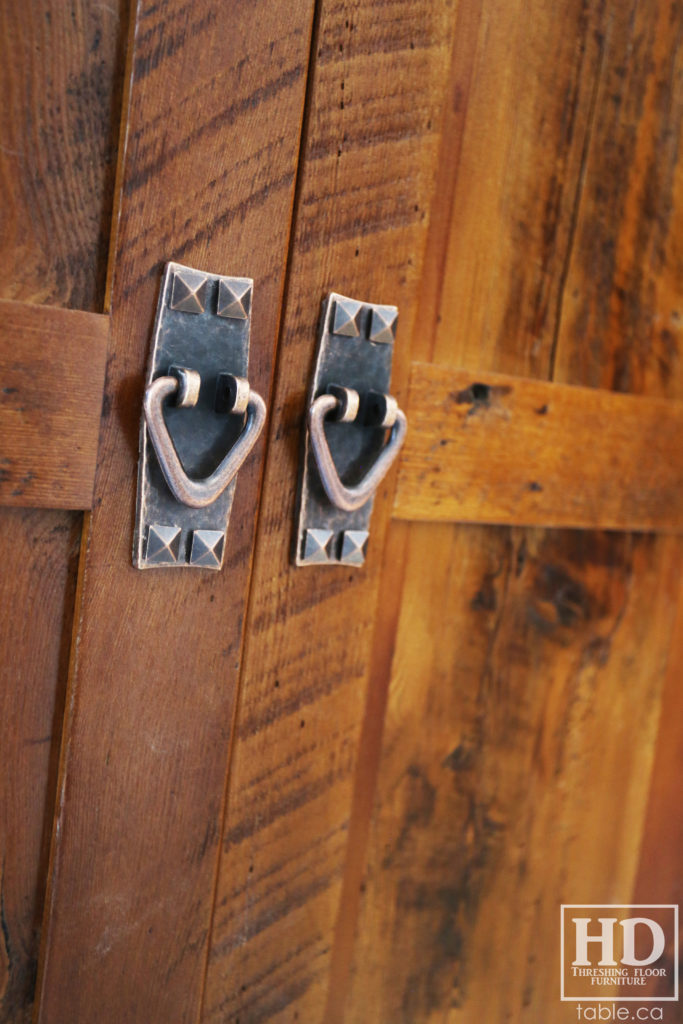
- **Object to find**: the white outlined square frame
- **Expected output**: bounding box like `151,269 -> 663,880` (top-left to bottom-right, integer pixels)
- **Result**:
560,905 -> 679,1002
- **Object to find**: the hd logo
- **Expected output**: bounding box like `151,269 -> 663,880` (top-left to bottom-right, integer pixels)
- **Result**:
560,906 -> 679,1002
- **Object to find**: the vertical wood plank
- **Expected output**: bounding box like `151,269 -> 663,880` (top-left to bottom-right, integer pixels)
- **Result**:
554,0 -> 683,1001
201,3 -> 458,1022
35,2 -> 316,1021
344,0 -> 683,1020
413,0 -> 604,372
0,1 -> 123,311
630,588 -> 683,1000
349,526 -> 680,1023
0,512 -> 82,1024
0,3 -> 125,1022
555,0 -> 683,995
552,0 -> 683,396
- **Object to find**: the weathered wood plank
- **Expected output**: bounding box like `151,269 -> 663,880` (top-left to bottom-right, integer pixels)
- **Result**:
630,580 -> 683,1000
556,0 -> 683,1003
347,524 -> 681,1022
344,0 -> 683,1020
394,363 -> 683,532
412,0 -> 605,374
0,2 -> 125,1021
0,1 -> 124,311
0,510 -> 82,1024
34,2 -> 317,1022
0,300 -> 108,509
552,0 -> 683,397
201,3 -> 458,1022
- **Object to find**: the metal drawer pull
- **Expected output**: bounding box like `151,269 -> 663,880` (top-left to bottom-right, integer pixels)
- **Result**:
134,262 -> 262,570
144,367 -> 266,509
294,292 -> 404,567
309,386 -> 407,512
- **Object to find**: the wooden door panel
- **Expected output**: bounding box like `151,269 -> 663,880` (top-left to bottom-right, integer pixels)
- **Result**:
1,1 -> 677,1022
200,3 -> 459,1022
35,2 -> 317,1021
0,3 -> 125,1022
346,525 -> 681,1022
342,0 -> 683,1021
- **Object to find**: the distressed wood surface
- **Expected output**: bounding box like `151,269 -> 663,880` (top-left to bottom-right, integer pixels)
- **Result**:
200,3 -> 458,1022
394,363 -> 683,532
0,3 -> 124,1022
0,2 -> 122,311
350,525 -> 681,1021
35,2 -> 316,1022
630,583 -> 683,1001
555,3 -> 683,1008
0,300 -> 108,509
344,0 -> 683,1021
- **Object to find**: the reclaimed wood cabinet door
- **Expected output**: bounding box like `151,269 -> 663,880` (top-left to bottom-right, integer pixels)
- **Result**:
1,1 -> 681,1023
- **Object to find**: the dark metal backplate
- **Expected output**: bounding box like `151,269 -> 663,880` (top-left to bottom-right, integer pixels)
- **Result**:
294,292 -> 398,567
133,262 -> 253,570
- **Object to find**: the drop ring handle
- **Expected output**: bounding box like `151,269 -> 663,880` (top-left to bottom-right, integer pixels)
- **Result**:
144,366 -> 266,509
308,385 -> 407,512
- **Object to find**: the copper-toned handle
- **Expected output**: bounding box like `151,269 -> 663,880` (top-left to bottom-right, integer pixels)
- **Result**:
144,368 -> 266,509
308,387 -> 407,512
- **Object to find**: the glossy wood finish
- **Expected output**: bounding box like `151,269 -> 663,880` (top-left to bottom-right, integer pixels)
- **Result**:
0,3 -> 124,1021
35,2 -> 316,1021
201,3 -> 458,1022
344,0 -> 683,1020
0,301 -> 108,509
395,363 -> 683,532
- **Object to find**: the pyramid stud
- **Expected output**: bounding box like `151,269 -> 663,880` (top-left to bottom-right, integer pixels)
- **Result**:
369,305 -> 398,344
217,278 -> 252,319
189,529 -> 225,568
331,298 -> 363,338
339,530 -> 369,566
169,269 -> 207,314
146,524 -> 181,564
302,528 -> 334,564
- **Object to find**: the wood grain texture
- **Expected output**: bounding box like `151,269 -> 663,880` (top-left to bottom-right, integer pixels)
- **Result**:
0,512 -> 82,1024
555,2 -> 683,1005
0,1 -> 123,311
346,525 -> 681,1022
344,0 -> 683,1020
0,300 -> 108,509
200,3 -> 458,1022
0,3 -> 125,1022
552,0 -> 683,396
394,363 -> 683,532
412,0 -> 605,373
629,580 -> 683,1001
35,2 -> 316,1022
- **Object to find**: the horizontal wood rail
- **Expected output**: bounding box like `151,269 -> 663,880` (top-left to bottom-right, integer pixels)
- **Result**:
0,299 -> 108,509
393,362 -> 683,533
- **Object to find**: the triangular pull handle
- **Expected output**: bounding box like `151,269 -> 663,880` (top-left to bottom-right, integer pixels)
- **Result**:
309,386 -> 407,512
144,367 -> 266,509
